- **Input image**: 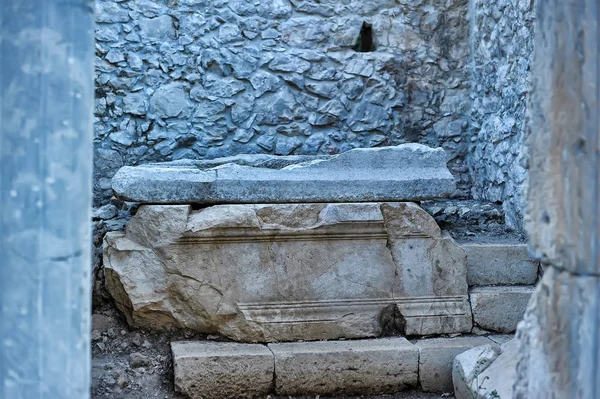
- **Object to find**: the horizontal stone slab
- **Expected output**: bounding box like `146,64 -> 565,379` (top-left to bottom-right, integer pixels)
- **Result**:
171,341 -> 273,399
104,202 -> 471,342
269,338 -> 418,395
111,144 -> 455,204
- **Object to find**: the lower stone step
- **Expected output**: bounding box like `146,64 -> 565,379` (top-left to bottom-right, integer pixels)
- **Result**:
270,338 -> 418,396
172,336 -> 511,398
470,286 -> 534,333
172,341 -> 274,399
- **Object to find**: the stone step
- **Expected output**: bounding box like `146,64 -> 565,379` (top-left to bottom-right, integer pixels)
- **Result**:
270,338 -> 418,396
469,286 -> 534,333
172,336 -> 512,398
460,241 -> 539,286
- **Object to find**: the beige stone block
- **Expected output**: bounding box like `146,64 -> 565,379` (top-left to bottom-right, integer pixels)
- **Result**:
453,339 -> 518,399
171,341 -> 274,399
104,202 -> 471,342
415,336 -> 492,392
269,338 -> 418,395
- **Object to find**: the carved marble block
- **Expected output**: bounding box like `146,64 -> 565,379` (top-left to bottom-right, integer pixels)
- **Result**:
104,202 -> 471,342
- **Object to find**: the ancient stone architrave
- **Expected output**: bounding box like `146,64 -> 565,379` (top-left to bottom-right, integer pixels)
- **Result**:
104,202 -> 472,342
110,144 -> 456,204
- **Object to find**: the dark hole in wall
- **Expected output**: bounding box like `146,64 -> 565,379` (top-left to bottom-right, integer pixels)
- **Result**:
353,22 -> 375,52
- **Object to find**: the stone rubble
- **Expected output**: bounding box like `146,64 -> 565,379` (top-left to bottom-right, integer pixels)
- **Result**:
468,0 -> 534,230
453,339 -> 519,399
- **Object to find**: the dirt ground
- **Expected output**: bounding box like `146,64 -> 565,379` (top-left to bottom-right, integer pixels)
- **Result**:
91,307 -> 455,399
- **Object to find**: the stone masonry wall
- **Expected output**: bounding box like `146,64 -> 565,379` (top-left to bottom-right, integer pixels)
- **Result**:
468,0 -> 534,230
93,0 -> 471,209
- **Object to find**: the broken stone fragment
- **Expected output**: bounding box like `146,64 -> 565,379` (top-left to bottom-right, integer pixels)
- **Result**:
104,202 -> 471,342
111,144 -> 456,204
453,339 -> 518,399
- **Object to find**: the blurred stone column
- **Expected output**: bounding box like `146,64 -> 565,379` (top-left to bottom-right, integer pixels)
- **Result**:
0,1 -> 95,398
515,0 -> 600,397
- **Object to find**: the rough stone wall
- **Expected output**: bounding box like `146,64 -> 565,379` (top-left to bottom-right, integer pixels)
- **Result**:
468,0 -> 534,230
93,0 -> 471,208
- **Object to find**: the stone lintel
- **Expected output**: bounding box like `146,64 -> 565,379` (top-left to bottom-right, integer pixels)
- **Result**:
111,144 -> 456,204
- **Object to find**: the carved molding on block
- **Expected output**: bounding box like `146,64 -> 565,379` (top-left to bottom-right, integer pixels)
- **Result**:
104,202 -> 471,342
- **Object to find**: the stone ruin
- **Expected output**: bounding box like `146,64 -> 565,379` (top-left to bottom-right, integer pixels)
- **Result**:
100,142 -> 538,398
105,145 -> 470,342
5,0 -> 599,398
86,0 -> 544,397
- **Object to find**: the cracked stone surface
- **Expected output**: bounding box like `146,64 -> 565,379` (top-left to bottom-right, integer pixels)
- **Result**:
111,144 -> 456,204
104,202 -> 471,342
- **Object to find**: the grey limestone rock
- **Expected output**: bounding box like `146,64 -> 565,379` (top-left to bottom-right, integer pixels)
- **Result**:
270,338 -> 419,395
138,15 -> 176,42
149,83 -> 191,119
470,286 -> 533,333
111,144 -> 456,204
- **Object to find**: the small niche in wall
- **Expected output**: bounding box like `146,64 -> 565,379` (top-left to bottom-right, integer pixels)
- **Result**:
353,22 -> 375,52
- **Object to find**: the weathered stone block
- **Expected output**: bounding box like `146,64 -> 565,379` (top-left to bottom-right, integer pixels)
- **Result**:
111,144 -> 456,204
470,286 -> 533,333
453,339 -> 518,399
461,242 -> 539,286
171,341 -> 274,399
415,336 -> 492,392
269,338 -> 418,395
104,202 -> 471,342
